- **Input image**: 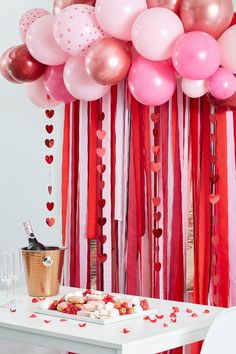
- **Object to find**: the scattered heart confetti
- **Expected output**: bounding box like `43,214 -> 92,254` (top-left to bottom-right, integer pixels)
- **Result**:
150,162 -> 161,173
46,202 -> 54,211
149,318 -> 157,323
32,298 -> 39,303
10,308 -> 16,312
191,313 -> 198,318
46,217 -> 55,227
211,235 -> 219,246
45,155 -> 54,164
152,145 -> 160,155
45,139 -> 55,148
30,314 -> 37,318
60,318 -> 68,322
97,164 -> 106,174
122,328 -> 130,334
154,262 -> 161,272
143,316 -> 150,321
212,215 -> 218,225
173,307 -> 180,313
48,186 -> 53,195
171,317 -> 177,323
78,323 -> 87,327
169,312 -> 176,318
44,320 -> 51,324
99,235 -> 107,244
213,294 -> 219,305
203,309 -> 210,314
152,196 -> 161,207
97,253 -> 107,263
209,194 -> 220,205
45,109 -> 55,118
98,180 -> 105,189
163,323 -> 168,327
96,148 -> 106,158
154,212 -> 161,221
98,112 -> 105,121
150,112 -> 160,123
98,199 -> 106,208
153,228 -> 163,238
186,308 -> 193,313
46,125 -> 53,134
96,130 -> 106,140
156,314 -> 164,319
97,217 -> 107,226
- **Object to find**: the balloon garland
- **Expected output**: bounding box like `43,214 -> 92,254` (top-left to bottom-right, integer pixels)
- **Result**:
1,0 -> 236,108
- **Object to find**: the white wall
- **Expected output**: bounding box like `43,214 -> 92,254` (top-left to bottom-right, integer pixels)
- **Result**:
0,1 -> 64,353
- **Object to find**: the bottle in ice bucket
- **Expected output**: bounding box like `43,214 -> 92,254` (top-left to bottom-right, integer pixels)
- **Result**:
23,220 -> 45,250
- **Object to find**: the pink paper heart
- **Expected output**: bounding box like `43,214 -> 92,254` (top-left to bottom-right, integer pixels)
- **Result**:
96,148 -> 106,158
46,218 -> 55,227
150,162 -> 161,173
152,146 -> 160,155
209,194 -> 220,205
96,130 -> 106,140
152,197 -> 161,207
97,164 -> 106,174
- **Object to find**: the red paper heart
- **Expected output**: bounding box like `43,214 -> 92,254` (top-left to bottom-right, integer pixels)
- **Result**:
97,253 -> 107,263
210,174 -> 219,184
96,148 -> 106,158
45,155 -> 54,164
154,262 -> 161,271
99,235 -> 107,244
98,199 -> 106,208
45,109 -> 55,118
210,155 -> 217,164
152,146 -> 160,155
150,162 -> 161,173
46,125 -> 53,134
98,112 -> 105,121
211,235 -> 219,246
152,196 -> 161,207
46,218 -> 55,227
45,139 -> 54,148
48,186 -> 52,195
96,130 -> 106,140
154,212 -> 161,221
46,202 -> 54,211
153,128 -> 158,137
98,180 -> 105,189
153,228 -> 163,238
209,194 -> 220,205
150,112 -> 159,123
213,274 -> 219,286
97,217 -> 107,226
97,164 -> 106,174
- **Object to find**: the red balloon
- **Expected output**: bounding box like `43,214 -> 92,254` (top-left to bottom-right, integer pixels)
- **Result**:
146,0 -> 181,13
7,44 -> 46,83
0,47 -> 20,83
53,0 -> 96,15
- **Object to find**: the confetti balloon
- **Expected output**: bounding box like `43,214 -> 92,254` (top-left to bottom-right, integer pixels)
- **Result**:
53,5 -> 107,57
19,8 -> 50,43
53,0 -> 96,15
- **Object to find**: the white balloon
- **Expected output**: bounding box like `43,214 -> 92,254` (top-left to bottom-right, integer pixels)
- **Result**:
181,78 -> 208,98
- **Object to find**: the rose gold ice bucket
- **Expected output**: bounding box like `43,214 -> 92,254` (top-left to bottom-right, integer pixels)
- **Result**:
21,247 -> 66,297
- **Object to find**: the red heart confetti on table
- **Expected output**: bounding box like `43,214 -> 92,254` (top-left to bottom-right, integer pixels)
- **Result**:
45,139 -> 54,148
209,194 -> 220,205
213,274 -> 219,286
45,109 -> 55,118
149,318 -> 157,323
45,155 -> 54,164
153,228 -> 163,238
171,317 -> 177,323
169,312 -> 176,318
97,253 -> 107,263
163,323 -> 168,327
98,112 -> 105,121
46,202 -> 54,211
97,217 -> 107,226
99,235 -> 107,244
152,145 -> 160,155
97,164 -> 106,174
186,308 -> 193,313
122,328 -> 130,334
32,298 -> 39,303
44,320 -> 51,324
98,180 -> 105,190
154,212 -> 161,221
211,235 -> 219,246
150,162 -> 161,173
203,309 -> 210,314
143,316 -> 150,321
10,308 -> 16,312
98,199 -> 106,208
78,323 -> 87,327
48,186 -> 53,195
152,196 -> 161,207
153,127 -> 159,137
210,174 -> 219,184
156,314 -> 164,319
46,218 -> 55,227
60,318 -> 68,322
46,125 -> 53,134
30,314 -> 37,318
154,262 -> 161,272
191,313 -> 198,318
96,148 -> 106,158
173,307 -> 180,313
96,130 -> 106,140
150,112 -> 160,123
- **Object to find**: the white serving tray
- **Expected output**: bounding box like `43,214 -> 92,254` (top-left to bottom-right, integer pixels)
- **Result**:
35,307 -> 157,325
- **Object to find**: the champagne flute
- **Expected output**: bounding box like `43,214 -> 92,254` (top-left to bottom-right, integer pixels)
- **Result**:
10,250 -> 22,303
0,252 -> 13,306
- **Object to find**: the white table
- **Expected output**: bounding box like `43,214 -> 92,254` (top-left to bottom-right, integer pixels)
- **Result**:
0,287 -> 224,354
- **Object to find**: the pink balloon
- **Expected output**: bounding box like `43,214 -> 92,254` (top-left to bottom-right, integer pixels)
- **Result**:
132,8 -> 184,61
25,76 -> 60,108
128,55 -> 176,106
19,8 -> 50,43
26,15 -> 69,65
53,5 -> 107,57
172,31 -> 221,80
218,25 -> 236,74
64,56 -> 110,101
208,67 -> 236,100
44,65 -> 76,103
95,0 -> 147,41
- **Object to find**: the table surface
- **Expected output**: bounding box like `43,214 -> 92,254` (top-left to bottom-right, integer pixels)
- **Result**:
0,286 -> 224,354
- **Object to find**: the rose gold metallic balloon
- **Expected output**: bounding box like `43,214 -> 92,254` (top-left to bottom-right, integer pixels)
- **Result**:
53,0 -> 96,15
0,47 -> 20,83
180,0 -> 234,39
147,0 -> 181,13
85,38 -> 132,85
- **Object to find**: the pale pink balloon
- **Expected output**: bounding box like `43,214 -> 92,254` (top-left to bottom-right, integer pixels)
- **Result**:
172,31 -> 221,80
44,65 -> 76,103
218,25 -> 236,74
181,78 -> 208,98
19,8 -> 50,43
132,8 -> 184,61
53,5 -> 107,57
64,56 -> 110,101
25,76 -> 60,108
208,67 -> 236,100
95,0 -> 147,41
128,55 -> 176,106
26,15 -> 69,65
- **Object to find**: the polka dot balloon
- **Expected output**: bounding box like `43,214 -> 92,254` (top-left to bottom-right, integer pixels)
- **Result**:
53,4 -> 108,57
19,8 -> 50,43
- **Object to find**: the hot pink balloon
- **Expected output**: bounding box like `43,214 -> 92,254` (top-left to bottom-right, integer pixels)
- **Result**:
19,8 -> 50,43
0,47 -> 20,84
53,5 -> 107,57
128,55 -> 176,106
208,67 -> 236,100
26,15 -> 69,65
64,56 -> 110,101
95,0 -> 147,41
132,7 -> 184,61
44,65 -> 76,103
26,76 -> 60,108
172,31 -> 221,80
